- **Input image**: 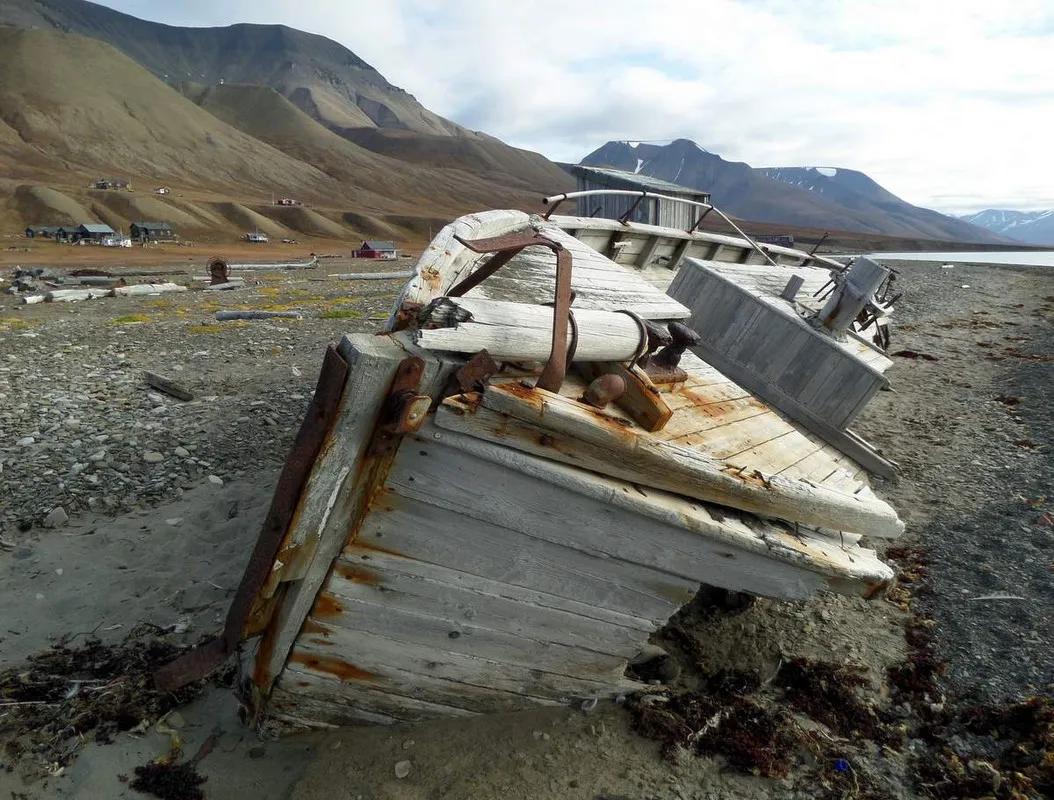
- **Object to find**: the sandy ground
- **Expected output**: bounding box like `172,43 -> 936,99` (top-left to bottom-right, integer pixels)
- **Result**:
1,255 -> 1052,799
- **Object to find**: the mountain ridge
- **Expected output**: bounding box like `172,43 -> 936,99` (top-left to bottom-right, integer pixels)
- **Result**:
958,208 -> 1054,245
581,139 -> 1008,244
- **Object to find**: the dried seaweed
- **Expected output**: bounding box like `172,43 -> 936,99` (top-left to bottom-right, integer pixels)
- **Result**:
632,691 -> 798,777
131,760 -> 207,800
0,624 -> 210,776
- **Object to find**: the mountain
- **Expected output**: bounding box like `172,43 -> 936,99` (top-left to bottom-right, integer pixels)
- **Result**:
959,209 -> 1054,245
0,0 -> 572,195
581,139 -> 1006,244
0,0 -> 457,135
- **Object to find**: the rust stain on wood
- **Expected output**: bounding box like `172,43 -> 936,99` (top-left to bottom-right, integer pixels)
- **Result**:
302,618 -> 331,636
334,562 -> 381,585
311,592 -> 344,619
290,652 -> 380,683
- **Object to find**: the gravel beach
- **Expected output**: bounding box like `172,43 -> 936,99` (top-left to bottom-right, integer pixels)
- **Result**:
1,255 -> 1051,799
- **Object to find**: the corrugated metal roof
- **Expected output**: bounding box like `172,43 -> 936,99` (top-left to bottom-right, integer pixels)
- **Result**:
80,224 -> 116,234
571,164 -> 709,197
362,240 -> 396,250
133,221 -> 174,230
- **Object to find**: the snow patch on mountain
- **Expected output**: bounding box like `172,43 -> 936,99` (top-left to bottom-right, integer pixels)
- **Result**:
815,167 -> 837,177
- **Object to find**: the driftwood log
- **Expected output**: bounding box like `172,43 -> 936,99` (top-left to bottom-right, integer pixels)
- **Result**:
215,310 -> 302,321
143,371 -> 193,402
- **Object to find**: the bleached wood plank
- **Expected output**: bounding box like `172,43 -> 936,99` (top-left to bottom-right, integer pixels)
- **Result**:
655,396 -> 771,441
306,590 -> 633,680
415,298 -> 644,362
254,335 -> 451,696
349,493 -> 694,622
291,622 -> 636,702
415,423 -> 893,595
332,548 -> 656,632
455,384 -> 903,538
325,559 -> 646,655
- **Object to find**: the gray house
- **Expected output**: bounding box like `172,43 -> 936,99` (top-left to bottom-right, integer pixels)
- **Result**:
130,221 -> 176,242
570,165 -> 711,229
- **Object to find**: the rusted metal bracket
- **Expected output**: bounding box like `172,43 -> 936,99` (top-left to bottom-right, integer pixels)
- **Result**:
618,192 -> 646,225
154,344 -> 350,691
641,321 -> 699,384
451,231 -> 574,393
370,356 -> 429,456
454,349 -> 499,394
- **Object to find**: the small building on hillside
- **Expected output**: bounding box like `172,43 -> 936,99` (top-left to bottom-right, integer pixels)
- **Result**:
352,240 -> 398,259
130,221 -> 177,242
91,178 -> 130,191
153,186 -> 171,195
244,231 -> 269,244
25,226 -> 63,239
57,223 -> 116,243
276,198 -> 297,206
569,165 -> 711,229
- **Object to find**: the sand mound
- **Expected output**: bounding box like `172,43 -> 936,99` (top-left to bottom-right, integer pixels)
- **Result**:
90,191 -> 208,228
13,185 -> 96,225
382,214 -> 452,241
88,202 -> 128,232
340,212 -> 402,239
209,202 -> 290,237
258,206 -> 349,239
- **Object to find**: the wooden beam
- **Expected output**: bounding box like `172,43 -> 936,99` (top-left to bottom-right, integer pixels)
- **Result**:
438,383 -> 903,538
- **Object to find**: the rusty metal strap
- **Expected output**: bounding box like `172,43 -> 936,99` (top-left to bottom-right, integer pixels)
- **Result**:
154,344 -> 350,691
450,231 -> 574,393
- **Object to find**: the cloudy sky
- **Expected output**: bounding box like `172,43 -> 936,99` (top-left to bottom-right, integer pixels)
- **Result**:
101,0 -> 1053,213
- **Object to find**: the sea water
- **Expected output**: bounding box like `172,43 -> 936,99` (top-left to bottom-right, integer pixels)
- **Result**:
858,251 -> 1054,268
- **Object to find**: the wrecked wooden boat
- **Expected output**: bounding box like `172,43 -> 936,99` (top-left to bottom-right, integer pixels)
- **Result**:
157,201 -> 904,733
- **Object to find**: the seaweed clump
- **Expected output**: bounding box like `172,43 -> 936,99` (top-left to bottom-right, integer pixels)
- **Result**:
131,760 -> 208,800
632,690 -> 798,777
776,658 -> 898,745
0,624 -> 208,776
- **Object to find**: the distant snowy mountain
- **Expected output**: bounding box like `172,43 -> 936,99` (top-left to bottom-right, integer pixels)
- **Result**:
579,140 -> 1008,243
958,209 -> 1054,245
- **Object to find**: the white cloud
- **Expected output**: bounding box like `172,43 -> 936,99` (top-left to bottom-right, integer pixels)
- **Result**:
102,0 -> 1054,213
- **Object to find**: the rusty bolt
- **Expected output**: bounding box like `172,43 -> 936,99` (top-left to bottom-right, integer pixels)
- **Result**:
582,374 -> 626,409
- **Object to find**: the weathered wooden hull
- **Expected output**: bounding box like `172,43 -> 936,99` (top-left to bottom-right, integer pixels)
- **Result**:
159,209 -> 905,734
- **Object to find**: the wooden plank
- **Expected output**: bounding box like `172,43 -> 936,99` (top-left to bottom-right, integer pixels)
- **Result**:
635,234 -> 662,268
418,423 -> 894,594
380,432 -> 887,596
290,621 -> 635,702
252,335 -> 450,697
447,385 -> 903,537
333,547 -> 655,632
325,558 -> 648,654
305,590 -> 633,681
349,492 -> 694,622
655,396 -> 771,441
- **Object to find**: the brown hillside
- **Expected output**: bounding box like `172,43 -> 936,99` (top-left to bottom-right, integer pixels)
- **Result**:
191,84 -> 549,214
0,28 -> 345,203
11,185 -> 95,225
337,127 -> 574,195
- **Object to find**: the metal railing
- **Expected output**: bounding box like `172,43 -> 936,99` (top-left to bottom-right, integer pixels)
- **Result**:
542,190 -> 778,267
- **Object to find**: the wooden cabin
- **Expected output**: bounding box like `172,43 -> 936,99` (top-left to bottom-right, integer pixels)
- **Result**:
130,221 -> 177,242
353,240 -> 398,259
570,165 -> 711,229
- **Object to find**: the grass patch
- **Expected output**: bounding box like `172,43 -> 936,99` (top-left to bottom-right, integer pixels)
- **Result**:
111,314 -> 152,325
0,316 -> 34,331
144,298 -> 172,309
258,286 -> 280,297
318,309 -> 364,319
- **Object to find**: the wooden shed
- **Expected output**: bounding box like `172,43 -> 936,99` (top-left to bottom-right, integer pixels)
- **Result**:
130,221 -> 176,242
570,165 -> 711,229
353,240 -> 398,259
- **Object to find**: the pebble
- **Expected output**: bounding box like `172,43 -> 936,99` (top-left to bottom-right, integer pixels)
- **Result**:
208,475 -> 224,486
174,446 -> 190,458
16,436 -> 35,446
165,518 -> 183,526
43,506 -> 69,528
147,392 -> 165,407
143,451 -> 165,464
394,760 -> 411,779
